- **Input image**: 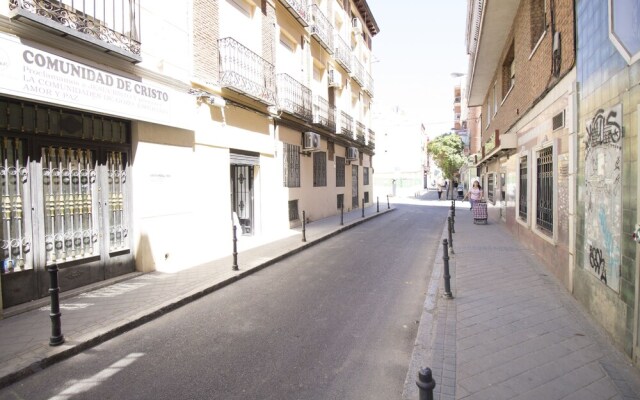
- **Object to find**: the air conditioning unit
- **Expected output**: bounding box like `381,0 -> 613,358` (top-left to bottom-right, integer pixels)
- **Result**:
351,18 -> 363,35
346,147 -> 359,160
328,68 -> 342,88
303,132 -> 321,151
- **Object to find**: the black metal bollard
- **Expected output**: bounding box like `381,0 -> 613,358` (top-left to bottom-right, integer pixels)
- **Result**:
377,196 -> 379,213
232,225 -> 239,271
448,216 -> 454,252
387,195 -> 390,209
442,239 -> 453,298
47,263 -> 65,346
340,203 -> 344,226
362,198 -> 365,218
416,367 -> 436,400
451,200 -> 456,218
302,211 -> 307,242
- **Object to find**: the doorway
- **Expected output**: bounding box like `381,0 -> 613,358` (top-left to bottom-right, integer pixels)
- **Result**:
231,165 -> 253,235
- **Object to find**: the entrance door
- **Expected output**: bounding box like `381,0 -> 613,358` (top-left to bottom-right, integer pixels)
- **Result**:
352,165 -> 359,209
231,165 -> 253,235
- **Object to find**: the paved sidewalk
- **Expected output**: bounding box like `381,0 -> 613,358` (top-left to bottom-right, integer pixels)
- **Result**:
404,201 -> 640,400
0,203 -> 395,389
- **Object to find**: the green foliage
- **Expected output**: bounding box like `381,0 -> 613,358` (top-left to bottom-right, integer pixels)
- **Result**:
427,133 -> 465,180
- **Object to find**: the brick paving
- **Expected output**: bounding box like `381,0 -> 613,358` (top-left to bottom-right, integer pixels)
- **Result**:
403,198 -> 640,400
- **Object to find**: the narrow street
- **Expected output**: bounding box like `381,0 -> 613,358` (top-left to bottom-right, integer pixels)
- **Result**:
0,200 -> 449,400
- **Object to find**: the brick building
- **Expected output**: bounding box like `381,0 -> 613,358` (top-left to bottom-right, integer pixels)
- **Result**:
0,0 -> 379,313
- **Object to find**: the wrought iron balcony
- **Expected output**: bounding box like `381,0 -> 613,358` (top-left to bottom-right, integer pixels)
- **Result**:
367,128 -> 376,150
278,0 -> 310,26
355,121 -> 366,144
219,37 -> 277,106
310,4 -> 333,54
340,111 -> 353,136
9,0 -> 141,62
351,59 -> 365,87
363,72 -> 374,97
334,34 -> 352,72
276,73 -> 312,121
312,96 -> 336,132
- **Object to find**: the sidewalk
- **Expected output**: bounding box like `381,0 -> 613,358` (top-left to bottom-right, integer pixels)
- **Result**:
0,203 -> 395,389
403,201 -> 640,400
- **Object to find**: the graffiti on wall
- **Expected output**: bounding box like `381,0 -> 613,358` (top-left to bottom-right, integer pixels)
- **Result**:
584,104 -> 622,292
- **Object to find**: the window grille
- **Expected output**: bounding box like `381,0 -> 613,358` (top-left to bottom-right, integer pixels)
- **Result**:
42,146 -> 98,264
363,167 -> 369,185
536,147 -> 553,234
336,156 -> 345,187
283,143 -> 300,187
0,138 -> 30,273
337,194 -> 344,209
364,191 -> 369,203
487,173 -> 495,203
519,156 -> 528,220
288,200 -> 299,221
107,151 -> 128,252
313,151 -> 327,187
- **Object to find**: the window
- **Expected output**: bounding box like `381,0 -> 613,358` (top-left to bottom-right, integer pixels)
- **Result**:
288,200 -> 299,221
363,167 -> 370,185
313,151 -> 327,187
487,173 -> 495,203
283,143 -> 300,187
502,43 -> 515,97
336,156 -> 345,187
536,146 -> 553,234
337,194 -> 344,209
519,156 -> 528,220
364,191 -> 369,203
492,81 -> 498,116
530,0 -> 546,50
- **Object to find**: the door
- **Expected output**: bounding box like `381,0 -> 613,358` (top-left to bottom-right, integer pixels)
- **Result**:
231,165 -> 253,235
351,165 -> 359,209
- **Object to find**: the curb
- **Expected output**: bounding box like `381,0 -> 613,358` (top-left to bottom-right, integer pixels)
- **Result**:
0,207 -> 396,390
401,216 -> 452,399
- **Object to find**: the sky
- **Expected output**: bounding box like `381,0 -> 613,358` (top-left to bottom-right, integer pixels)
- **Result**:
366,0 -> 470,137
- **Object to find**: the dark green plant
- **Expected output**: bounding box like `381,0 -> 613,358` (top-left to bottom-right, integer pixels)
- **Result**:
426,133 -> 465,181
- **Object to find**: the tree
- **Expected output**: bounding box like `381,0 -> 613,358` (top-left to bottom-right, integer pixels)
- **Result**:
427,133 -> 465,191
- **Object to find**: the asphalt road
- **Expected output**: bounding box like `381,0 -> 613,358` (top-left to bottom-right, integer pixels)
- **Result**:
0,200 -> 447,400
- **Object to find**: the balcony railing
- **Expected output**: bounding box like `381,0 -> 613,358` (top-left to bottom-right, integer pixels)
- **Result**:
363,72 -> 374,97
351,59 -> 365,87
9,0 -> 141,62
340,111 -> 353,136
277,73 -> 312,121
312,96 -> 336,132
355,121 -> 366,144
219,37 -> 277,105
310,4 -> 333,54
334,34 -> 352,72
278,0 -> 310,26
367,128 -> 376,150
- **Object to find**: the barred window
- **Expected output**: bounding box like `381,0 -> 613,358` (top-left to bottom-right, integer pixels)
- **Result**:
536,147 -> 553,234
336,156 -> 345,187
313,151 -> 327,187
363,167 -> 370,185
283,143 -> 300,187
337,194 -> 344,209
364,191 -> 369,203
288,200 -> 299,221
519,156 -> 528,220
487,173 -> 495,203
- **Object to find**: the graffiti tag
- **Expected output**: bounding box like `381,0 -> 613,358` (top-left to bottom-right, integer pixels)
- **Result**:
585,107 -> 622,149
589,245 -> 607,284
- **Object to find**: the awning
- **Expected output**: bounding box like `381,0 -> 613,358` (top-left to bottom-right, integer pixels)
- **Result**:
230,150 -> 260,166
478,132 -> 517,165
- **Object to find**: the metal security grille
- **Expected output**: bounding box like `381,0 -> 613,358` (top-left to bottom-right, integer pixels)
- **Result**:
336,156 -> 345,187
351,165 -> 359,208
364,191 -> 369,203
519,156 -> 528,220
487,173 -> 495,203
283,143 -> 300,187
107,152 -> 128,251
536,147 -> 553,234
0,138 -> 30,273
288,200 -> 299,221
313,151 -> 327,187
363,167 -> 369,185
42,147 -> 98,264
337,194 -> 344,209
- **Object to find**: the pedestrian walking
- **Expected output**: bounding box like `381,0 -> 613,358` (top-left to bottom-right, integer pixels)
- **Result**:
463,180 -> 483,210
437,180 -> 444,200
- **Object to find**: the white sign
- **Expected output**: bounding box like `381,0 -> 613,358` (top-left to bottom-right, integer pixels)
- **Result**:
0,33 -> 194,130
